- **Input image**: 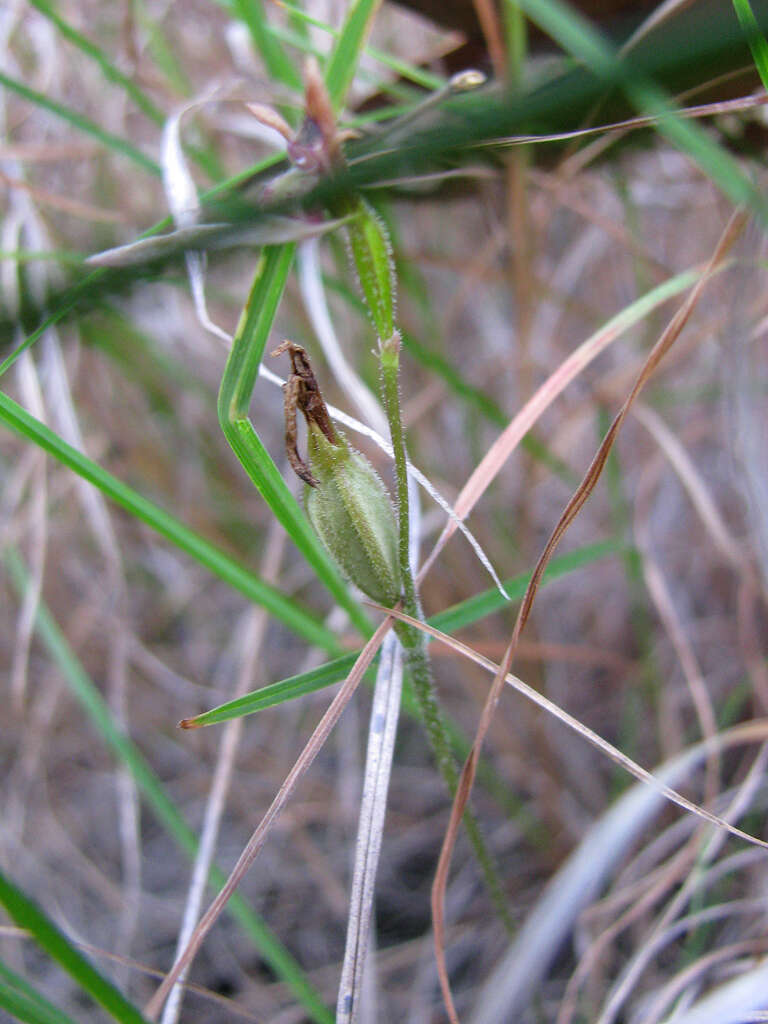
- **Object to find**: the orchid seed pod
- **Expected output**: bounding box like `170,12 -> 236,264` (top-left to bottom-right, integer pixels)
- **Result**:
305,423 -> 401,606
272,340 -> 401,606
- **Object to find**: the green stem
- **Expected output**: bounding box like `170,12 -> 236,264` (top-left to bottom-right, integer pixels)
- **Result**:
379,335 -> 416,612
379,334 -> 513,934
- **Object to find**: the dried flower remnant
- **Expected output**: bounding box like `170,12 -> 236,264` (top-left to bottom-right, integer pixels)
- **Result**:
248,57 -> 356,204
272,339 -> 337,487
272,342 -> 401,606
293,57 -> 345,171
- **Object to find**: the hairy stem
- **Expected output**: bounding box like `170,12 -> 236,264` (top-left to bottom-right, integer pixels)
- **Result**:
379,332 -> 513,933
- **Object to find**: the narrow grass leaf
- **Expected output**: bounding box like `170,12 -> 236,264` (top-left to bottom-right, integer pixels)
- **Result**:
731,0 -> 768,90
324,0 -> 383,111
180,651 -> 362,727
3,549 -> 334,1024
0,70 -> 160,177
0,982 -> 79,1024
0,868 -> 149,1024
0,958 -> 79,1024
86,216 -> 347,268
0,392 -> 336,650
278,0 -> 445,91
232,0 -> 302,92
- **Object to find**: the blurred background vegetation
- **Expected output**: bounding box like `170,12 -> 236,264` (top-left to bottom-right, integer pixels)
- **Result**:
2,1 -> 768,1022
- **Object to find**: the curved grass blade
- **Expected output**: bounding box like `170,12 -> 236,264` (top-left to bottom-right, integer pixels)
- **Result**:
3,548 -> 334,1024
0,390 -> 336,651
218,245 -> 371,634
0,868 -> 149,1024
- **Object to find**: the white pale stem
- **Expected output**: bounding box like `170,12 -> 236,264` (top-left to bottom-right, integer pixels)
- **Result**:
336,633 -> 404,1024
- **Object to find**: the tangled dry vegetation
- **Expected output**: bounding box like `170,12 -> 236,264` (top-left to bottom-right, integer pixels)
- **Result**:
2,1 -> 768,1022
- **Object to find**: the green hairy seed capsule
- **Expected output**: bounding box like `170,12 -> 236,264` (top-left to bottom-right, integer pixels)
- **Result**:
272,339 -> 400,606
305,423 -> 401,606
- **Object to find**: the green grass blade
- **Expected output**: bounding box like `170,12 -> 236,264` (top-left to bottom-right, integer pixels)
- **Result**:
0,959 -> 79,1024
3,549 -> 334,1024
0,983 -> 78,1024
26,0 -> 165,124
278,0 -> 445,91
219,245 -> 371,634
516,0 -> 768,219
0,389 -> 336,650
732,0 -> 768,90
134,0 -> 192,97
266,21 -> 423,105
232,0 -> 303,92
0,70 -> 160,177
324,0 -> 383,111
182,651 -> 364,726
503,0 -> 529,80
0,868 -> 149,1024
185,539 -> 622,726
